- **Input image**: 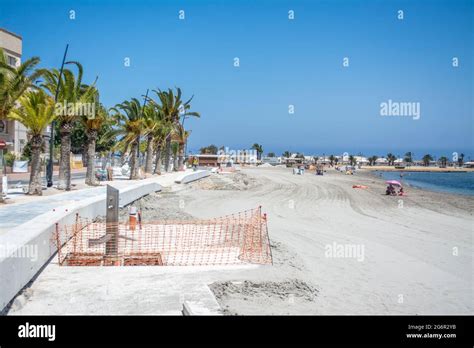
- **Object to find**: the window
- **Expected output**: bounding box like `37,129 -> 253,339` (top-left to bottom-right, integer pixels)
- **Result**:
0,120 -> 6,133
7,55 -> 17,67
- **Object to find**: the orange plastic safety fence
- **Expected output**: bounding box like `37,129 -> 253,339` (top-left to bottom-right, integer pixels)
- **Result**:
53,207 -> 272,267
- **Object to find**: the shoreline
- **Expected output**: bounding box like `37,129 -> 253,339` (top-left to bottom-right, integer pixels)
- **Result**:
355,168 -> 473,215
361,165 -> 474,173
361,168 -> 473,197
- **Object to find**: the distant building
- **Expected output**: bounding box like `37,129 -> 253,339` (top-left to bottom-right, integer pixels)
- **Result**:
375,157 -> 388,165
318,156 -> 331,164
191,154 -> 219,167
0,28 -> 28,155
261,156 -> 279,165
284,154 -> 305,166
354,156 -> 369,165
463,161 -> 474,168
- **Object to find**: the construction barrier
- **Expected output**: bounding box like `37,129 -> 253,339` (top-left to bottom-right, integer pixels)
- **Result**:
53,207 -> 272,267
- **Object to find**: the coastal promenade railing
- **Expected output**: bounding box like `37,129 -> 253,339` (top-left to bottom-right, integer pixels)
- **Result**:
53,207 -> 272,267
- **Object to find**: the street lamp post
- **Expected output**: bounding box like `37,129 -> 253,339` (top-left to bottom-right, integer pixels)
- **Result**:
137,89 -> 149,172
47,44 -> 69,187
181,111 -> 190,162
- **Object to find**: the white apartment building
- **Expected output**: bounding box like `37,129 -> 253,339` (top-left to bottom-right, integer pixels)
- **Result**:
0,28 -> 28,155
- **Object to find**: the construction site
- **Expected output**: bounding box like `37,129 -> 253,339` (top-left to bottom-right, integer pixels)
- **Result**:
54,207 -> 272,267
5,167 -> 472,316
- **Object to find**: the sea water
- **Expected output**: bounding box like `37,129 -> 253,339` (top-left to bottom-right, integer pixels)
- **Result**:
377,171 -> 474,196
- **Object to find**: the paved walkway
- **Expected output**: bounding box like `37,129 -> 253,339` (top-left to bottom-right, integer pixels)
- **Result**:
0,171 -> 183,234
8,261 -> 251,315
5,167 -> 86,183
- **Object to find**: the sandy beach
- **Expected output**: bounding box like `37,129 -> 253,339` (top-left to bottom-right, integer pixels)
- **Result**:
7,166 -> 473,315
117,166 -> 473,315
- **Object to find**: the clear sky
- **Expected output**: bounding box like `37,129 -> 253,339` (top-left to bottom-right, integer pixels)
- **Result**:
1,0 -> 472,159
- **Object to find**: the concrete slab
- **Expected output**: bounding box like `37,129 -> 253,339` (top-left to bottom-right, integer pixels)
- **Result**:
7,258 -> 256,315
175,170 -> 210,184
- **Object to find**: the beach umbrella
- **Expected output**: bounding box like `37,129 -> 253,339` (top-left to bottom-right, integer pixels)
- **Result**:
386,180 -> 402,187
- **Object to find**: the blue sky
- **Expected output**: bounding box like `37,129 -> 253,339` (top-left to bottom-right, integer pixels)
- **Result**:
1,0 -> 472,159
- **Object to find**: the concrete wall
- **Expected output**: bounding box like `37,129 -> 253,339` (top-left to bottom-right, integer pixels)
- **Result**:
0,28 -> 25,154
0,28 -> 22,60
175,170 -> 210,184
0,181 -> 162,311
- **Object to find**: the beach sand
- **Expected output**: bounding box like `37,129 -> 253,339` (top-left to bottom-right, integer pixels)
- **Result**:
8,166 -> 473,315
149,166 -> 473,314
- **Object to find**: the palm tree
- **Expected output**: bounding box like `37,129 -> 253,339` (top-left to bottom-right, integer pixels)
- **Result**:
83,97 -> 109,186
173,123 -> 190,171
282,151 -> 291,158
348,155 -> 356,166
457,153 -> 465,167
0,49 -> 45,201
386,153 -> 396,166
200,145 -> 218,154
152,121 -> 171,175
0,48 -> 45,119
141,96 -> 171,175
42,62 -> 97,190
328,154 -> 335,166
404,152 -> 413,165
368,155 -> 378,166
438,156 -> 448,168
110,98 -> 143,179
251,143 -> 263,161
7,90 -> 55,195
171,141 -> 179,171
141,104 -> 161,175
422,154 -> 433,166
152,88 -> 199,172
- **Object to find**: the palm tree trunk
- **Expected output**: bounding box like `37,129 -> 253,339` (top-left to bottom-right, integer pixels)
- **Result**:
85,129 -> 98,186
153,144 -> 162,175
28,135 -> 43,195
144,135 -> 154,174
129,141 -> 139,180
164,134 -> 171,172
82,143 -> 89,167
173,149 -> 178,172
58,122 -> 73,190
178,144 -> 185,171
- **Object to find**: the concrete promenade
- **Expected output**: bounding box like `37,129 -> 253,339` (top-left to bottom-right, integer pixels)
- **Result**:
0,170 -> 208,312
0,171 -> 181,235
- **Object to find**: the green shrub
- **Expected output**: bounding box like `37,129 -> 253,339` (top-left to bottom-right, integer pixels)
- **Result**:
4,152 -> 17,167
21,142 -> 32,161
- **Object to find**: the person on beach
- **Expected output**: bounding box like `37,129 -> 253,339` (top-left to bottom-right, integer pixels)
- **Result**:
386,184 -> 396,195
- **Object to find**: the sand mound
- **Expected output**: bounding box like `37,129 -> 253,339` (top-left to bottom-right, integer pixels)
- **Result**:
96,191 -> 196,222
209,279 -> 319,315
192,172 -> 257,191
